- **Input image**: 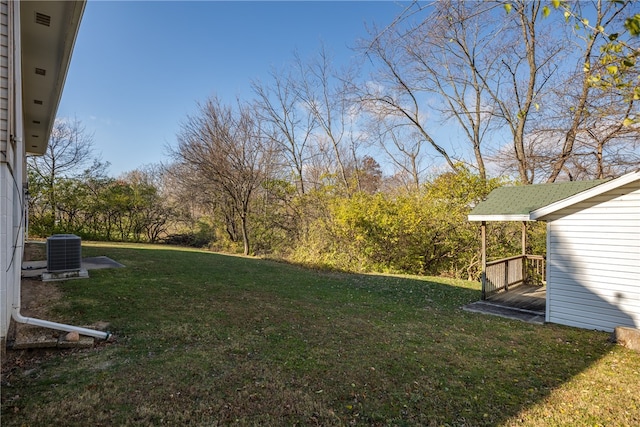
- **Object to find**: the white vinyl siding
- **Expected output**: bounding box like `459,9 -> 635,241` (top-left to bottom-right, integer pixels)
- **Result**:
0,0 -> 11,342
0,0 -> 7,141
544,180 -> 640,332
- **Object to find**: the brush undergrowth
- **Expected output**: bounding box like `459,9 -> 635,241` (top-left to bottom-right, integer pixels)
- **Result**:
2,242 -> 639,426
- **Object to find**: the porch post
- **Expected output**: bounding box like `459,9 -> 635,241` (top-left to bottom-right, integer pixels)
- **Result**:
481,221 -> 487,300
522,221 -> 527,285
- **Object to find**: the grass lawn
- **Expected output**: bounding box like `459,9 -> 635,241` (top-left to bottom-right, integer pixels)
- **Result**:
2,242 -> 640,426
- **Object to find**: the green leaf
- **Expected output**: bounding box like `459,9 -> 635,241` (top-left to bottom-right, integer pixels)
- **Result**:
606,65 -> 619,74
588,74 -> 601,84
625,14 -> 640,36
623,117 -> 635,127
564,10 -> 571,22
609,33 -> 619,41
551,0 -> 561,8
542,6 -> 550,18
504,3 -> 512,14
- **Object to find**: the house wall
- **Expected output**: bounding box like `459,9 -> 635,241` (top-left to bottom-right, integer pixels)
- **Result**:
0,0 -> 22,345
544,180 -> 640,331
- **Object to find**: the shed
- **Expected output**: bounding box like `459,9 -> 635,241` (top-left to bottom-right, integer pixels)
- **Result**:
468,170 -> 640,332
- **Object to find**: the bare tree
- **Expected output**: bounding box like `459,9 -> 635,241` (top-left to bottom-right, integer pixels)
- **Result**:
360,26 -> 459,189
359,1 -> 520,186
252,68 -> 317,195
293,46 -> 365,193
366,114 -> 426,191
475,0 -> 565,184
28,118 -> 95,180
119,164 -> 175,242
170,97 -> 275,255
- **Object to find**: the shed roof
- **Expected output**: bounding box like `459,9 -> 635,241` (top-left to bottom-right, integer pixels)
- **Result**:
468,179 -> 608,221
469,170 -> 640,222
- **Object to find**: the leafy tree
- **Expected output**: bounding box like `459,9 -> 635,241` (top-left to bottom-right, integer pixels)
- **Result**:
27,118 -> 99,235
544,0 -> 638,181
292,167 -> 505,278
493,0 -> 640,181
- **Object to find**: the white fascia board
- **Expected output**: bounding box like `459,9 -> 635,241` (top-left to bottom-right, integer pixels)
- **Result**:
530,170 -> 640,220
467,214 -> 532,222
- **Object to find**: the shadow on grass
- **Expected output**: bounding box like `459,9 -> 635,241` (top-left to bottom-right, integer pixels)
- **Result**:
1,243 -> 621,426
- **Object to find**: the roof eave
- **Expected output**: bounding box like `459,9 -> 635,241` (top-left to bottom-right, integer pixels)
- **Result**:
21,1 -> 86,155
467,214 -> 532,222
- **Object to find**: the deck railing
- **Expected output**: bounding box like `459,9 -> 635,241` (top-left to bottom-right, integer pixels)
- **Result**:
483,254 -> 545,299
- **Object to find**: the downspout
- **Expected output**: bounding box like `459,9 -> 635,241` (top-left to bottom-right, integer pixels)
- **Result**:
8,3 -> 109,341
9,150 -> 110,339
12,308 -> 111,340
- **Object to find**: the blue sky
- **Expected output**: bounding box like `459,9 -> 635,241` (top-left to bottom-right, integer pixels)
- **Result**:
57,1 -> 409,176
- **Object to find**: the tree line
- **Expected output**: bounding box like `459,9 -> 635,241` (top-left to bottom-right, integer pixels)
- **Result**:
28,1 -> 639,280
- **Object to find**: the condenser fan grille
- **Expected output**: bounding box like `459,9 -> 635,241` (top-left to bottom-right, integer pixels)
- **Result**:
46,234 -> 82,272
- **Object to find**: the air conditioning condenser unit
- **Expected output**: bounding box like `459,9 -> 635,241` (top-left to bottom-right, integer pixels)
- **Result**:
46,234 -> 82,272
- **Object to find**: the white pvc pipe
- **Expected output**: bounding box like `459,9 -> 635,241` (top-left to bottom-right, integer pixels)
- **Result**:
12,308 -> 110,340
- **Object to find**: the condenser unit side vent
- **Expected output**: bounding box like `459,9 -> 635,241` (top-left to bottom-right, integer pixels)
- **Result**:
46,234 -> 82,272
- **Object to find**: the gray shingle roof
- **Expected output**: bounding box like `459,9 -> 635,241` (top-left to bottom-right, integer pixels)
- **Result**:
469,179 -> 608,218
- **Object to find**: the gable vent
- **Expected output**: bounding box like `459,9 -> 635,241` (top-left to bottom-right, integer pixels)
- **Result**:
35,12 -> 51,27
35,68 -> 46,76
33,99 -> 43,105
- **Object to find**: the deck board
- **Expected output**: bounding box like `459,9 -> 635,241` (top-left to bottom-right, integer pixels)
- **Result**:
486,284 -> 546,312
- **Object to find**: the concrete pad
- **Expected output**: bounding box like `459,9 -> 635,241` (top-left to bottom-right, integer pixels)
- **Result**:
57,335 -> 94,349
21,261 -> 47,278
21,256 -> 124,279
42,269 -> 89,282
463,300 -> 545,325
82,256 -> 125,269
12,325 -> 59,349
11,324 -> 96,349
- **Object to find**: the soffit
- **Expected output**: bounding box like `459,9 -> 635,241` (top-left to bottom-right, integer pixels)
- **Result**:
20,1 -> 85,155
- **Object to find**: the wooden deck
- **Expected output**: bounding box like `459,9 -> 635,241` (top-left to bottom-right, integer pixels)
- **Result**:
463,284 -> 546,324
486,283 -> 546,312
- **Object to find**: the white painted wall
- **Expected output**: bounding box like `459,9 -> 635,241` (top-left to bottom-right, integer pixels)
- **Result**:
543,180 -> 640,331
